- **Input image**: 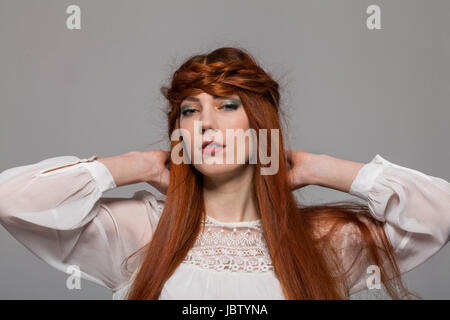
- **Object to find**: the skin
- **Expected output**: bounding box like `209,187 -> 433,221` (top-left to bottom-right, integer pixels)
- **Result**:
96,92 -> 366,223
177,92 -> 259,222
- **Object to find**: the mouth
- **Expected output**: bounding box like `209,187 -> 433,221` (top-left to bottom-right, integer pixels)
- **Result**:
201,140 -> 226,155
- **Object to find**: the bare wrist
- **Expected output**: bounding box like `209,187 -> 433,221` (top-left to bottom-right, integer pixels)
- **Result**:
97,151 -> 146,187
139,151 -> 158,183
306,154 -> 365,193
302,153 -> 328,186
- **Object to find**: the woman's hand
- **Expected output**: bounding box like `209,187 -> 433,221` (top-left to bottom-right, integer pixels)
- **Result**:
141,150 -> 171,195
285,150 -> 324,190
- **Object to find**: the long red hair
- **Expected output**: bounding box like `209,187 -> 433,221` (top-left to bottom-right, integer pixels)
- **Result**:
123,47 -> 416,299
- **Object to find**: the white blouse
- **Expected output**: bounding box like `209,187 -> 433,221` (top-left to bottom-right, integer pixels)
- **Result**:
0,154 -> 449,299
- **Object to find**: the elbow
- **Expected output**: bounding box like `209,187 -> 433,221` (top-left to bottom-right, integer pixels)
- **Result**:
0,183 -> 11,219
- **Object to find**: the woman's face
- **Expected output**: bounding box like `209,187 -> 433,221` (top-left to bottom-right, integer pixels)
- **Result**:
178,92 -> 253,178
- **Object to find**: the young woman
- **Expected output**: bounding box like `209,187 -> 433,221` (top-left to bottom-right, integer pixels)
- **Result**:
0,47 -> 449,300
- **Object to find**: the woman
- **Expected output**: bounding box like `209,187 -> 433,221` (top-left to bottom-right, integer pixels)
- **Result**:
0,47 -> 449,300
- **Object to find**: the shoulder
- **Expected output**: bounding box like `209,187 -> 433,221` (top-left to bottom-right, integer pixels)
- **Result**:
304,203 -> 375,249
307,212 -> 370,270
311,216 -> 364,249
97,190 -> 165,232
131,190 -> 165,220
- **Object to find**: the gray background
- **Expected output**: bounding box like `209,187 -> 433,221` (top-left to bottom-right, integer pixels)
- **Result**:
0,0 -> 449,299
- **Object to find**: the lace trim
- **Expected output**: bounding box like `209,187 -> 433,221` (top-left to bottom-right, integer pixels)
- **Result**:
181,215 -> 274,273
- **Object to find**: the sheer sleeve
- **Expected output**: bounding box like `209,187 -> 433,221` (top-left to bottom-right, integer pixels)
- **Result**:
344,154 -> 450,295
0,155 -> 164,292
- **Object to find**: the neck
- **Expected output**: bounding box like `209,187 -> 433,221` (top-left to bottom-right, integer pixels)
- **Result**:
202,165 -> 259,223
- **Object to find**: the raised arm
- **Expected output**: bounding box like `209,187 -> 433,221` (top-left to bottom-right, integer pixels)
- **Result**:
347,154 -> 450,294
312,154 -> 450,295
0,151 -> 165,293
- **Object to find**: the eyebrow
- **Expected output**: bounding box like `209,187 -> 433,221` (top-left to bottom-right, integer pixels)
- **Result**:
182,95 -> 237,103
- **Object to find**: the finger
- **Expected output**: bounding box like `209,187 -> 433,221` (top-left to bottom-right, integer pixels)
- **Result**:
284,149 -> 293,169
165,159 -> 171,171
163,150 -> 171,170
287,171 -> 296,190
161,168 -> 170,184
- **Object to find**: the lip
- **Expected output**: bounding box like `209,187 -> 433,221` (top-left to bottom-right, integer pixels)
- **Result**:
202,140 -> 225,148
201,140 -> 226,155
202,145 -> 225,155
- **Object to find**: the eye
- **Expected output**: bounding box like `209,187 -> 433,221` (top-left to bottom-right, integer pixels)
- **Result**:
181,109 -> 196,116
220,101 -> 241,110
181,105 -> 197,117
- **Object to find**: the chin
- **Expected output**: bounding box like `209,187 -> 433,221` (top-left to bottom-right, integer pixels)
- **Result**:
193,163 -> 247,178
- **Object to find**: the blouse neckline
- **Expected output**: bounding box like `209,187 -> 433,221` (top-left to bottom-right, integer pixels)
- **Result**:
205,214 -> 262,227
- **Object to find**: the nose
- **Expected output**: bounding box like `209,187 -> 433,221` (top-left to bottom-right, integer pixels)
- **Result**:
200,106 -> 218,135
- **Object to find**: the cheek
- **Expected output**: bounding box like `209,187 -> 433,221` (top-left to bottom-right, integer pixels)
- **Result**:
225,111 -> 250,134
177,124 -> 195,159
224,116 -> 252,163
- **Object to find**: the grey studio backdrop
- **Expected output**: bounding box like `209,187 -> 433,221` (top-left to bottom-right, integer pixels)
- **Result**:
0,0 -> 449,299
